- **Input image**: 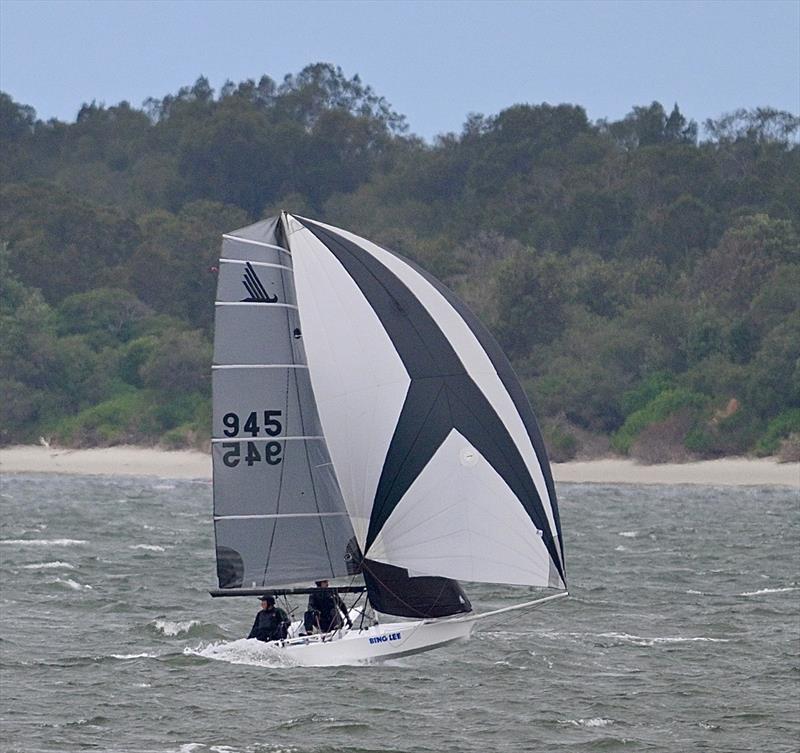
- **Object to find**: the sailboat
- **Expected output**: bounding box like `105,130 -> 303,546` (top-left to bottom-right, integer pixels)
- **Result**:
210,213 -> 567,666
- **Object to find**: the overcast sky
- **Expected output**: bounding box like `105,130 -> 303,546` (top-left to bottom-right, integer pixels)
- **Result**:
1,0 -> 798,141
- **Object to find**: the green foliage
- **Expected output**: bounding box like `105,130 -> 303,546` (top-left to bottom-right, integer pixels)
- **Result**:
493,250 -> 571,357
620,372 -> 676,416
745,312 -> 800,417
0,77 -> 798,457
50,390 -> 162,446
0,379 -> 42,443
684,404 -> 764,458
755,409 -> 800,456
159,396 -> 211,450
612,389 -> 708,454
139,330 -> 211,394
56,288 -> 151,346
154,392 -> 207,432
606,102 -> 698,149
117,336 -> 159,387
541,420 -> 578,463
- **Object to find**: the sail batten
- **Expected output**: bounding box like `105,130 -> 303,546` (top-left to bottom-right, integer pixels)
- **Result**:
212,364 -> 310,370
220,259 -> 293,271
215,512 -> 351,520
210,436 -> 325,442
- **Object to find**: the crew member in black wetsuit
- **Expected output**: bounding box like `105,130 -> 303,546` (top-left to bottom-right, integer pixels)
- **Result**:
304,579 -> 353,633
248,595 -> 290,642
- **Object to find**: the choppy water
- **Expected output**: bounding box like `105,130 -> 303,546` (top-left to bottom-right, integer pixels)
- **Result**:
1,474 -> 798,753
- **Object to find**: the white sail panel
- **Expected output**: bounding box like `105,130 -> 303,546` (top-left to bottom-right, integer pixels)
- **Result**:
288,224 -> 411,549
295,217 -> 560,544
367,430 -> 559,587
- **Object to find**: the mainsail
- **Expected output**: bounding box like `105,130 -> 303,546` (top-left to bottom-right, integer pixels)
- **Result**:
212,218 -> 356,589
212,213 -> 566,616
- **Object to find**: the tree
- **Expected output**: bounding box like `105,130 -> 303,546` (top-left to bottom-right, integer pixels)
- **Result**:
55,289 -> 152,346
140,330 -> 211,394
492,249 -> 571,357
690,214 -> 799,312
705,108 -> 800,145
606,101 -> 697,149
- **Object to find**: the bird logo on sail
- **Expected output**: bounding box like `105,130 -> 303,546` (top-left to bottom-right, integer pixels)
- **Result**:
241,262 -> 278,303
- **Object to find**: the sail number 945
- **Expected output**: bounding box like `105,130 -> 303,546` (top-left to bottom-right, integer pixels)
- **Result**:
222,410 -> 282,437
221,410 -> 283,467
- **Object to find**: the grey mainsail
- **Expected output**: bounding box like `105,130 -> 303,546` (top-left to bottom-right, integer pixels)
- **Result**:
212,221 -> 356,589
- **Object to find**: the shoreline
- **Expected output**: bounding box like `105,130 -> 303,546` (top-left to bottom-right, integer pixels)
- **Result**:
1,445 -> 797,487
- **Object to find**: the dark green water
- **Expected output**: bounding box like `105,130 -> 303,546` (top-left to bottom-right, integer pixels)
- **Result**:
1,474 -> 798,752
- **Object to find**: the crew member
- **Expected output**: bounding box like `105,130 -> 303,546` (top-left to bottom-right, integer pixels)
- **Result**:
304,579 -> 353,633
248,595 -> 290,642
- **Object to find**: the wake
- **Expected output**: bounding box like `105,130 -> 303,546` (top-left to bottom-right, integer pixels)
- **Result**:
183,638 -> 300,668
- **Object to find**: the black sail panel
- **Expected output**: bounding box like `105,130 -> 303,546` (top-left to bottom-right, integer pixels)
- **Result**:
362,559 -> 472,618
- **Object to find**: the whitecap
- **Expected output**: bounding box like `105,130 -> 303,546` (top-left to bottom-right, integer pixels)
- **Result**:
560,717 -> 614,728
52,577 -> 92,591
614,545 -> 627,551
598,631 -> 728,646
493,659 -> 530,670
111,652 -> 158,659
739,586 -> 797,597
22,561 -> 75,570
618,531 -> 638,538
0,538 -> 87,546
130,544 -> 166,552
152,618 -> 200,636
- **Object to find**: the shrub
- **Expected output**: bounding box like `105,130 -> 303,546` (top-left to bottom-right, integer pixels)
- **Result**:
160,424 -> 197,449
541,419 -> 578,462
684,403 -> 763,458
0,379 -> 41,444
612,388 -> 708,454
55,288 -> 151,345
778,433 -> 800,462
755,409 -> 800,456
629,408 -> 699,463
620,372 -> 675,416
140,330 -> 211,395
51,390 -> 161,446
154,392 -> 207,432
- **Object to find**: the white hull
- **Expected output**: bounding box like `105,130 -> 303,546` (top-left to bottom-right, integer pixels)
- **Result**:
272,617 -> 473,666
259,592 -> 567,667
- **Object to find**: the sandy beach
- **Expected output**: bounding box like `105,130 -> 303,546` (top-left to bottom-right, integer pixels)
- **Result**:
0,445 -> 797,487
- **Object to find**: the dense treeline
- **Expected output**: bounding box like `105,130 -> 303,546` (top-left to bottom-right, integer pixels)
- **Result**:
1,64 -> 798,460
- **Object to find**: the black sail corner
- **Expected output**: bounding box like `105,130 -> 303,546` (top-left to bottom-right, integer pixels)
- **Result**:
362,559 -> 472,618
